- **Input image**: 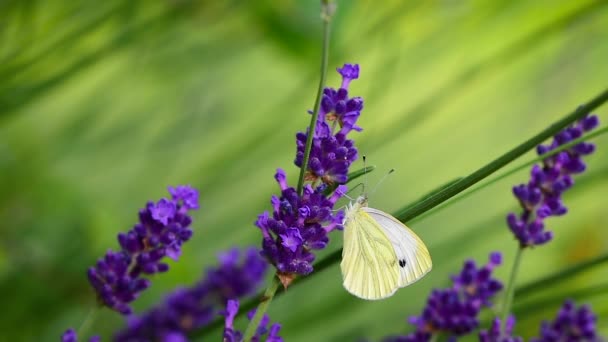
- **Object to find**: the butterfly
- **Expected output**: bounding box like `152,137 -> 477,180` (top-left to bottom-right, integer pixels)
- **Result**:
341,194 -> 432,300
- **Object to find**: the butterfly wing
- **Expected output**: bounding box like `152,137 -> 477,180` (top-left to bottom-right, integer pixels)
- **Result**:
363,207 -> 432,287
341,207 -> 401,300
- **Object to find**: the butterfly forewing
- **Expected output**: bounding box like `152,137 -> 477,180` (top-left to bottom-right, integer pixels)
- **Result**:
363,207 -> 432,287
341,208 -> 401,300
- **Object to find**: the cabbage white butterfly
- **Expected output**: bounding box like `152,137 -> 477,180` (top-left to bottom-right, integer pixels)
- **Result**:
340,170 -> 432,300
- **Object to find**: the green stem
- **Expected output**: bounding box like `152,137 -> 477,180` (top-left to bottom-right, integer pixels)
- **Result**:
296,0 -> 334,195
394,89 -> 608,222
77,306 -> 99,339
501,246 -> 523,331
242,276 -> 281,341
243,2 -> 335,341
409,125 -> 608,224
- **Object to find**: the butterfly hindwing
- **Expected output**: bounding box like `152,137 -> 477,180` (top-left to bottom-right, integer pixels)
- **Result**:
363,207 -> 432,287
341,207 -> 401,300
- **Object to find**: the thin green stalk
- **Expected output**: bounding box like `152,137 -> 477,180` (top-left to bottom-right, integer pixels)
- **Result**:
394,89 -> 608,223
296,0 -> 335,195
501,246 -> 523,331
244,3 -> 335,341
410,125 -> 608,224
77,306 -> 99,339
242,276 -> 281,341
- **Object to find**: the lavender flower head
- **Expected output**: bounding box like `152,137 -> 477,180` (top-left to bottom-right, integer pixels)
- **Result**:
87,185 -> 200,314
405,252 -> 503,340
256,63 -> 364,280
61,329 -> 99,342
532,300 -> 600,342
115,247 -> 268,341
256,169 -> 346,277
223,299 -> 283,342
479,316 -> 523,342
508,114 -> 599,247
295,63 -> 363,185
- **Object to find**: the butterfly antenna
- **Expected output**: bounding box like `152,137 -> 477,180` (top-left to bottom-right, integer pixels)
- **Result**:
370,168 -> 395,196
362,155 -> 368,196
345,183 -> 364,200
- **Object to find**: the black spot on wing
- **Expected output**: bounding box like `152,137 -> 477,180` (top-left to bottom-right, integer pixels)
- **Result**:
399,259 -> 406,268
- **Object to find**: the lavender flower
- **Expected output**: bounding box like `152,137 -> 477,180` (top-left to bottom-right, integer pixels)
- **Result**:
508,115 -> 598,247
256,169 -> 346,277
61,329 -> 99,342
295,63 -> 362,185
223,299 -> 283,342
115,247 -> 268,341
532,300 -> 599,342
255,64 -> 365,280
479,316 -> 523,342
87,185 -> 200,314
403,253 -> 503,340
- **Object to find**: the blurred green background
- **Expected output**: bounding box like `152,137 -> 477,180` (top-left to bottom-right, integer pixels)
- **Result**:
1,1 -> 607,341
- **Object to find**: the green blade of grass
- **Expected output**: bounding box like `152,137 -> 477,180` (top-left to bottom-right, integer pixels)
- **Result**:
409,125 -> 608,224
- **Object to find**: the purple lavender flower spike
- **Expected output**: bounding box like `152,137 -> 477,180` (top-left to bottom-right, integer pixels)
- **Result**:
87,185 -> 200,314
115,247 -> 268,341
296,64 -> 363,185
508,114 -> 599,247
61,329 -> 100,342
401,252 -> 503,340
222,300 -> 284,342
258,64 -> 363,283
256,169 -> 346,278
531,300 -> 600,342
479,316 -> 523,342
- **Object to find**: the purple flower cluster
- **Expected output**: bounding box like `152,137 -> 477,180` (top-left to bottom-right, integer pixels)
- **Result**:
115,247 -> 268,341
256,64 -> 364,280
532,300 -> 599,342
87,186 -> 200,314
295,63 -> 362,185
223,299 -> 283,342
61,329 -> 99,342
256,169 -> 346,276
478,316 -> 523,342
404,253 -> 503,340
508,115 -> 599,247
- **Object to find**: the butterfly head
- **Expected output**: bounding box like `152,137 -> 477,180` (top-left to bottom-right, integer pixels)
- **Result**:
355,194 -> 368,207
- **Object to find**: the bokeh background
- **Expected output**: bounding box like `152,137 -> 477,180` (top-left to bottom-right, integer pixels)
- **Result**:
1,1 -> 607,341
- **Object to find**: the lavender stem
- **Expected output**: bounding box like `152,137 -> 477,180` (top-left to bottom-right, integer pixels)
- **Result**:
501,246 -> 523,333
243,2 -> 335,341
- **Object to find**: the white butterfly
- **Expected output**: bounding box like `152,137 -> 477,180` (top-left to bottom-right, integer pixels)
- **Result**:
341,194 -> 432,300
